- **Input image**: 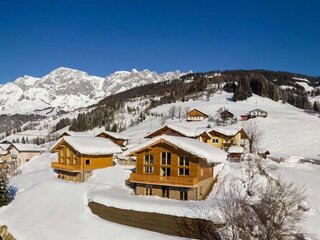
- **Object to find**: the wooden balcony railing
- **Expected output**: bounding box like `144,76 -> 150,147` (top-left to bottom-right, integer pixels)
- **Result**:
51,162 -> 81,172
129,173 -> 198,187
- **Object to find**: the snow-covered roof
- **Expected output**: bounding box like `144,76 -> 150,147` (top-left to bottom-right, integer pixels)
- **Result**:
228,146 -> 244,154
59,131 -> 92,138
187,108 -> 209,117
0,143 -> 11,151
146,124 -> 207,138
127,135 -> 227,164
249,108 -> 267,113
0,148 -> 8,156
51,136 -> 122,155
96,131 -> 130,140
209,126 -> 243,137
11,143 -> 43,152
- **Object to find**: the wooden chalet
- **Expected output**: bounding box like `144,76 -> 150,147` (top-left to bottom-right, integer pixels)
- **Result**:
58,130 -> 92,139
207,127 -> 248,151
96,131 -> 130,147
127,135 -> 227,201
51,136 -> 122,182
249,109 -> 268,118
220,109 -> 234,119
145,125 -> 211,143
186,109 -> 209,122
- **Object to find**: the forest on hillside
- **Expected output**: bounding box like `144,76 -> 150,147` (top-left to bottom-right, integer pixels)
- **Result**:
67,70 -> 319,132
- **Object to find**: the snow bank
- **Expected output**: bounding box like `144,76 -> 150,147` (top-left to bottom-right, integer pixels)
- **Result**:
0,154 -> 176,240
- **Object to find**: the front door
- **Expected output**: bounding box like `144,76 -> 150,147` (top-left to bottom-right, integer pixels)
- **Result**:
162,186 -> 169,198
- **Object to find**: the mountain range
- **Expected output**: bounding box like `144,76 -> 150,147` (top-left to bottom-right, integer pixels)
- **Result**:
0,67 -> 184,114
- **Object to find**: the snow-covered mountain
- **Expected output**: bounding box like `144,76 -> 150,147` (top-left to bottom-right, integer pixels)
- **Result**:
0,67 -> 184,114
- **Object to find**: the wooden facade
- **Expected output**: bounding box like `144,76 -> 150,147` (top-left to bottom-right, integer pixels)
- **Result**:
207,128 -> 248,151
186,109 -> 209,121
145,126 -> 210,143
51,139 -> 114,182
128,140 -> 218,200
249,109 -> 268,118
220,110 -> 234,119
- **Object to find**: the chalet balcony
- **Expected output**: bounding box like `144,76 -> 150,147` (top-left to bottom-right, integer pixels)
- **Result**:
51,162 -> 81,172
129,173 -> 198,187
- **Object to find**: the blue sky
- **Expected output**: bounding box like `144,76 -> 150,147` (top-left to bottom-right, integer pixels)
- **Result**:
0,0 -> 319,83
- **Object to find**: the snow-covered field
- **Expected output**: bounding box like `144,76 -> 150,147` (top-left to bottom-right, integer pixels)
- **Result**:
0,154 -> 179,240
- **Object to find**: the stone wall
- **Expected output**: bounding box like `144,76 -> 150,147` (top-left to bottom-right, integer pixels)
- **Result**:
88,201 -> 222,239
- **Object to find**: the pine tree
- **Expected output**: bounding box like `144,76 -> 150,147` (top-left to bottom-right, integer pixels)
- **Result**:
0,174 -> 13,207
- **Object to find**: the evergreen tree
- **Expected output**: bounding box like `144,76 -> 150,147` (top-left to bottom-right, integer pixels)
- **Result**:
0,174 -> 14,207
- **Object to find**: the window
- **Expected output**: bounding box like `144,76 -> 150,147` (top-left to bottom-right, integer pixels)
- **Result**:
144,154 -> 154,174
161,167 -> 171,176
179,168 -> 189,176
179,156 -> 190,166
144,154 -> 153,164
179,156 -> 190,176
161,152 -> 171,165
85,159 -> 90,165
144,166 -> 154,174
212,138 -> 219,144
180,188 -> 188,200
146,185 -> 152,195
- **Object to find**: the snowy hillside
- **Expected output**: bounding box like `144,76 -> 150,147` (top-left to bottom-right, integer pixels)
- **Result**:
0,67 -> 183,114
123,91 -> 320,160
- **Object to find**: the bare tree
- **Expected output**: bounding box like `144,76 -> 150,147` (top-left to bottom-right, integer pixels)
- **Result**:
183,106 -> 190,119
177,106 -> 182,119
242,121 -> 264,153
159,114 -> 166,126
217,163 -> 306,240
168,105 -> 177,120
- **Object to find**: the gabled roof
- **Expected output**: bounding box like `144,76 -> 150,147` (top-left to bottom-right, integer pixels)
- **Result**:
0,148 -> 8,156
51,136 -> 122,155
208,126 -> 243,137
221,109 -> 234,116
208,126 -> 249,139
0,143 -> 11,151
187,108 -> 209,117
249,108 -> 268,113
127,135 -> 227,164
96,131 -> 130,140
59,131 -> 92,138
145,124 -> 209,139
11,143 -> 43,152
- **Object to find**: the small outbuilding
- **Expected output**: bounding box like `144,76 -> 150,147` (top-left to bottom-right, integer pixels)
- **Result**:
227,146 -> 244,162
249,109 -> 268,118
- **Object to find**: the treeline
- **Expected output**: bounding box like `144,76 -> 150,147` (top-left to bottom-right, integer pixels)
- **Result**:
222,70 -> 313,109
68,69 -> 319,132
69,100 -> 125,132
